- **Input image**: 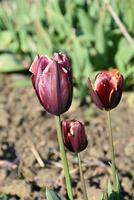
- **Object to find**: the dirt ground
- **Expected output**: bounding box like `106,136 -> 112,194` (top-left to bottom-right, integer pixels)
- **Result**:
0,74 -> 134,200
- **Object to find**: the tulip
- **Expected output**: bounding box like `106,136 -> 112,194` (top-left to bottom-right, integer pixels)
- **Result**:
29,52 -> 73,115
88,69 -> 124,110
62,120 -> 88,153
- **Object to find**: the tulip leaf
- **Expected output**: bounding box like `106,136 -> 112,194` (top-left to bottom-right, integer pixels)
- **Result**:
13,79 -> 32,88
35,21 -> 52,53
107,173 -> 121,200
95,19 -> 105,54
0,31 -> 13,50
78,8 -> 94,41
115,38 -> 134,74
107,181 -> 113,198
115,172 -> 121,200
45,0 -> 71,39
46,189 -> 62,200
0,54 -> 24,73
89,0 -> 100,19
65,0 -> 75,26
120,1 -> 134,31
0,194 -> 8,200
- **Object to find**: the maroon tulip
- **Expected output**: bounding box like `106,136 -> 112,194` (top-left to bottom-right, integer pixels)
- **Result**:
62,120 -> 88,153
88,69 -> 124,110
29,52 -> 73,115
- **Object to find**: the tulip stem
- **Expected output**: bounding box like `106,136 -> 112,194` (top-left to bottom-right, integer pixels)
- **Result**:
77,152 -> 88,200
55,115 -> 74,200
107,110 -> 116,191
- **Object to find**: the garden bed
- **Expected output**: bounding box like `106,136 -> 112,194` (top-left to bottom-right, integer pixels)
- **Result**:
0,74 -> 133,200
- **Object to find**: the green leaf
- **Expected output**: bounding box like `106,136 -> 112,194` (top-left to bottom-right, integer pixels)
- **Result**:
124,65 -> 134,79
101,192 -> 108,200
0,54 -> 24,73
95,20 -> 105,54
120,1 -> 134,31
46,189 -> 62,200
89,0 -> 100,19
0,31 -> 13,50
28,0 -> 46,21
107,172 -> 121,200
0,194 -> 8,200
45,1 -> 71,40
107,181 -> 113,197
115,172 -> 121,200
65,0 -> 75,26
13,79 -> 31,88
78,9 -> 94,41
115,38 -> 134,74
33,21 -> 53,55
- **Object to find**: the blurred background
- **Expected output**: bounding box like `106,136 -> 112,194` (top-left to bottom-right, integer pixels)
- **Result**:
0,1 -> 134,199
0,0 -> 134,104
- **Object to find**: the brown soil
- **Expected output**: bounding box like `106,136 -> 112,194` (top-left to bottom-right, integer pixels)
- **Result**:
0,74 -> 134,200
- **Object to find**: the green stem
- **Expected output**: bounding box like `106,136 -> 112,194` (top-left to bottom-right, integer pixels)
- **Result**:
107,110 -> 116,191
77,152 -> 88,200
55,115 -> 74,200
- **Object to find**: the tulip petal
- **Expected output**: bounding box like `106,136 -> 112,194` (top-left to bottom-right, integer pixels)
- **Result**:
31,74 -> 45,108
95,77 -> 113,109
109,72 -> 124,109
29,55 -> 51,75
30,56 -> 53,93
62,121 -> 70,138
37,61 -> 72,115
110,89 -> 122,109
88,78 -> 104,109
53,52 -> 70,69
94,70 -> 124,110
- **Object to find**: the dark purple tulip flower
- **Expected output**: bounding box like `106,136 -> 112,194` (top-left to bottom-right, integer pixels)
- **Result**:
62,120 -> 88,153
29,52 -> 73,115
88,69 -> 124,110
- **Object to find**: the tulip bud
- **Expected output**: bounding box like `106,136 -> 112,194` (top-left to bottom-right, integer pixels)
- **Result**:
62,120 -> 88,153
29,52 -> 73,115
88,69 -> 124,110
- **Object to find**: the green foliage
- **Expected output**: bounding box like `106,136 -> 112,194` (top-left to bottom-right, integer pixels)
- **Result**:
0,0 -> 134,103
104,171 -> 121,200
46,189 -> 62,200
0,194 -> 8,200
0,54 -> 23,72
13,78 -> 32,87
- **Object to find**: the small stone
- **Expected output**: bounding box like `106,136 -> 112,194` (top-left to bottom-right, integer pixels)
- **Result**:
100,175 -> 108,189
125,140 -> 134,157
122,177 -> 133,193
0,169 -> 7,181
0,109 -> 9,127
0,179 -> 30,199
87,187 -> 103,200
35,168 -> 57,187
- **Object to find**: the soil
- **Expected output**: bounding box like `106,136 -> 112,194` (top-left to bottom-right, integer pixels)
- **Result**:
0,74 -> 134,200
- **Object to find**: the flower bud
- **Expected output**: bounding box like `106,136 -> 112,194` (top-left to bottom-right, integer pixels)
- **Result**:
62,120 -> 88,153
88,69 -> 124,110
29,52 -> 73,115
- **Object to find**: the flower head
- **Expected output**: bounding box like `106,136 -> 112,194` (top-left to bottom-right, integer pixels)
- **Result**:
62,120 -> 88,153
88,69 -> 124,110
29,52 -> 73,115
